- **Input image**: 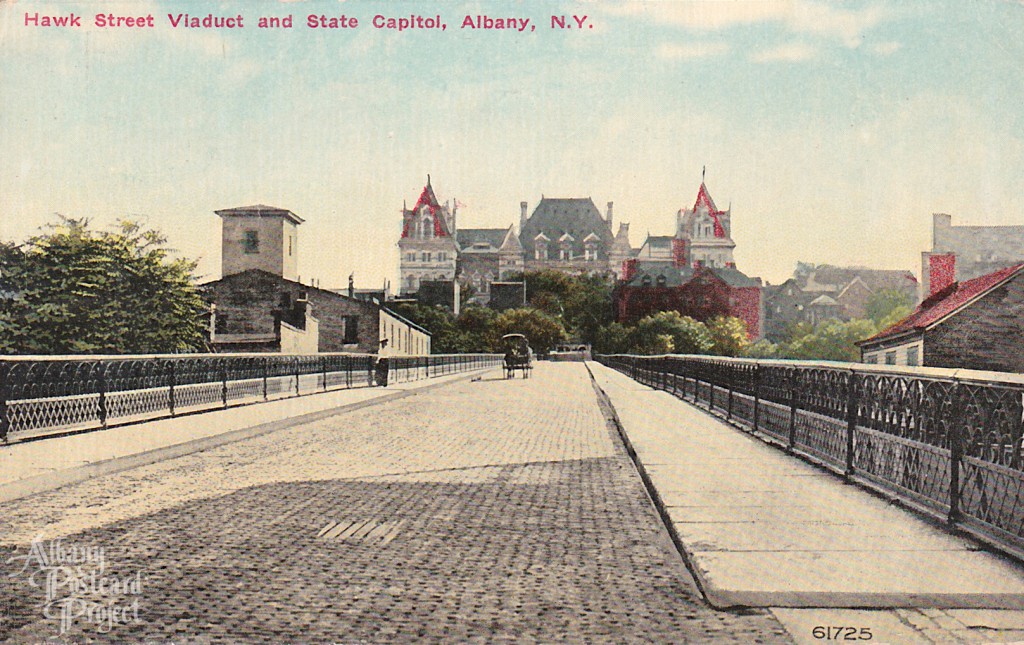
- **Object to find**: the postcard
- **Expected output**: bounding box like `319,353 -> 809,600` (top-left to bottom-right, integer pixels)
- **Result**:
2,1 -> 1024,642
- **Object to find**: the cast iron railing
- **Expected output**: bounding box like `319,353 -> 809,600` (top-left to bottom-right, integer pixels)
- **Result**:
0,353 -> 502,443
596,354 -> 1024,559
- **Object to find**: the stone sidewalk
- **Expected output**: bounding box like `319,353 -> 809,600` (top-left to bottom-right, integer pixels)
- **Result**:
0,368 -> 487,503
589,361 -> 1024,642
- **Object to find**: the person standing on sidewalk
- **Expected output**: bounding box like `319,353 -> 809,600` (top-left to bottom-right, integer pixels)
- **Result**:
374,338 -> 392,387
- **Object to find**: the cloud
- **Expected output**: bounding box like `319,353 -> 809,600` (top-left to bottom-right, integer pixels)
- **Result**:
870,41 -> 902,56
751,42 -> 817,63
600,0 -> 886,48
656,41 -> 730,60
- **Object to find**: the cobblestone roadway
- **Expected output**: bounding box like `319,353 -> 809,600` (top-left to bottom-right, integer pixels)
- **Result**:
0,363 -> 790,643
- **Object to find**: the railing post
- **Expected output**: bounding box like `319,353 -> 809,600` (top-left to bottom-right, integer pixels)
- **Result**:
753,364 -> 762,433
0,365 -> 9,444
708,364 -> 715,411
788,369 -> 798,451
948,381 -> 963,525
168,360 -> 176,417
98,363 -> 108,428
845,370 -> 860,477
294,358 -> 301,396
263,357 -> 269,400
321,357 -> 328,392
726,364 -> 734,422
221,362 -> 229,408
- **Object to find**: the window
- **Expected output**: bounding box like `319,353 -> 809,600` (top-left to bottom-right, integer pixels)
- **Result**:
343,316 -> 359,344
243,230 -> 259,254
536,245 -> 548,260
421,252 -> 432,263
907,347 -> 919,366
438,252 -> 447,262
406,253 -> 416,262
885,351 -> 896,365
288,235 -> 293,257
865,355 -> 877,364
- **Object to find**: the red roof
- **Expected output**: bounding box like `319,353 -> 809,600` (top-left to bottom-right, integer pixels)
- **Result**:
692,182 -> 726,238
865,263 -> 1024,342
401,178 -> 450,238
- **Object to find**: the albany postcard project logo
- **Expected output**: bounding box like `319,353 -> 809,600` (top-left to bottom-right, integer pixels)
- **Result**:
5,535 -> 144,635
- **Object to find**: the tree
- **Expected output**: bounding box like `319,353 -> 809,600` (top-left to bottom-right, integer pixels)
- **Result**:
633,311 -> 713,355
865,288 -> 914,328
0,217 -> 207,354
706,316 -> 749,357
388,302 -> 465,353
781,318 -> 877,362
488,308 -> 567,355
593,322 -> 634,355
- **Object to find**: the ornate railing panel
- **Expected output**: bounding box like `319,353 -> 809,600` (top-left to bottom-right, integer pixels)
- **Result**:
595,354 -> 1024,559
0,353 -> 501,442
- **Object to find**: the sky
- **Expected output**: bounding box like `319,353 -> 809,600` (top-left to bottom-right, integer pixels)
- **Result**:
2,0 -> 1023,289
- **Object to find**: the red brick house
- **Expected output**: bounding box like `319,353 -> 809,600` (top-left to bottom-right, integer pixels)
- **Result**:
613,179 -> 764,339
615,260 -> 764,339
858,263 -> 1024,371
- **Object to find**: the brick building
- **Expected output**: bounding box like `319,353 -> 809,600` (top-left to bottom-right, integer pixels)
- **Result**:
397,178 -> 635,305
762,265 -> 919,341
613,181 -> 764,339
858,263 -> 1024,372
921,213 -> 1024,302
205,204 -> 429,354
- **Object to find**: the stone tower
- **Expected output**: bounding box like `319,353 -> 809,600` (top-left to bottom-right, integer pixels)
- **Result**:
215,204 -> 304,280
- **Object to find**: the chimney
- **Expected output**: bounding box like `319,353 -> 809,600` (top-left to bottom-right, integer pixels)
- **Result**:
671,238 -> 687,268
606,202 -> 614,229
348,273 -> 354,298
928,253 -> 957,297
622,258 -> 638,282
520,201 -> 528,233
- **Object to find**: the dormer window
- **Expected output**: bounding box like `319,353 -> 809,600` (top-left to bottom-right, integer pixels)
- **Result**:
641,275 -> 652,287
656,275 -> 667,287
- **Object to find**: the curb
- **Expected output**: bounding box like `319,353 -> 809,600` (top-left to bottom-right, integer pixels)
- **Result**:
583,361 -> 720,608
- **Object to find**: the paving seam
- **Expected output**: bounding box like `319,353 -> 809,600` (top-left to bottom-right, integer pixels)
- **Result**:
583,360 -> 719,608
0,368 -> 496,504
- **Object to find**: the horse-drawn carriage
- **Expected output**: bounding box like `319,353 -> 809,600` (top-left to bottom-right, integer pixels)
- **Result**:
501,333 -> 533,379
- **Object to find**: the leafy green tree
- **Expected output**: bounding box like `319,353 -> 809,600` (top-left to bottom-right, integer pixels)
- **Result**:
633,311 -> 713,355
454,305 -> 497,352
743,339 -> 780,359
488,308 -> 567,355
781,318 -> 878,362
865,289 -> 915,327
706,316 -> 749,357
593,322 -> 635,355
0,217 -> 206,354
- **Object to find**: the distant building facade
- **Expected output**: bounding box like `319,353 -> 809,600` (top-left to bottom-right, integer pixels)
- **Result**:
614,181 -> 764,340
206,204 -> 429,354
397,178 -> 634,306
762,265 -> 919,342
921,213 -> 1024,302
858,263 -> 1024,373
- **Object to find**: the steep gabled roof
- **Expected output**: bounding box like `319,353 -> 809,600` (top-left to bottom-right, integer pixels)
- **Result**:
691,182 -> 726,238
401,177 -> 453,238
520,197 -> 613,255
456,228 -> 508,250
863,263 -> 1024,343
